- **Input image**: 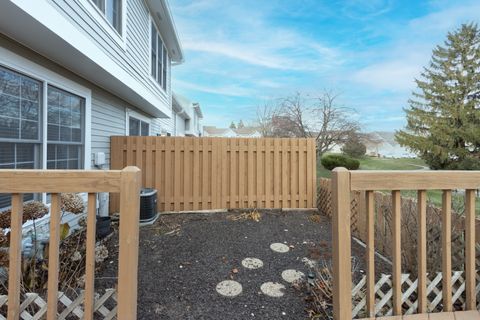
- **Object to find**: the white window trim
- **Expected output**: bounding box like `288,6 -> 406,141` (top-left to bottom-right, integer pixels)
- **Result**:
83,0 -> 127,48
148,14 -> 169,93
0,44 -> 92,175
125,108 -> 151,136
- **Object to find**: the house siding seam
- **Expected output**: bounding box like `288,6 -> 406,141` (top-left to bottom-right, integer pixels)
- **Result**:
48,0 -> 170,114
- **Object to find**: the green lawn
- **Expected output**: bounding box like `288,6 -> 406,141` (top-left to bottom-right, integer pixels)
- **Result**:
358,156 -> 428,170
317,155 -> 428,179
317,155 -> 479,212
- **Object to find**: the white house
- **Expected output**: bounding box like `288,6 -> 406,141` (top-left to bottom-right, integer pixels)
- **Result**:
0,0 -> 184,211
203,126 -> 261,138
172,92 -> 203,136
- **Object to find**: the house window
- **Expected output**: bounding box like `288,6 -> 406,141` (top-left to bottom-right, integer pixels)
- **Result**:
0,66 -> 42,207
129,117 -> 149,136
46,86 -> 84,169
91,0 -> 122,34
150,22 -> 167,91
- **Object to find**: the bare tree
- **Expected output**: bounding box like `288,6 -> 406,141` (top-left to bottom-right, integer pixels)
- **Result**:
255,91 -> 360,156
256,102 -> 280,137
314,91 -> 360,156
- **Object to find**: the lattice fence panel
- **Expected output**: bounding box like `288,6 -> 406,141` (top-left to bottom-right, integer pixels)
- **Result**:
0,289 -> 117,320
351,271 -> 480,319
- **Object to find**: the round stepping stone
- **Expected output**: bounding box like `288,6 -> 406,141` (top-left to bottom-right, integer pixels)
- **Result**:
260,282 -> 286,297
281,269 -> 305,283
241,257 -> 264,269
270,243 -> 289,253
216,280 -> 242,297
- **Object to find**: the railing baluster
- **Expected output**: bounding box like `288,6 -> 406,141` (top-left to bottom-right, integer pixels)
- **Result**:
442,190 -> 452,311
417,190 -> 427,313
84,193 -> 97,320
392,190 -> 402,315
332,168 -> 351,320
366,190 -> 375,317
7,194 -> 23,320
465,189 -> 476,310
47,193 -> 61,320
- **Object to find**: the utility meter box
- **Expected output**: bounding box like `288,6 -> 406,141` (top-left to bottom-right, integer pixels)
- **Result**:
94,152 -> 106,166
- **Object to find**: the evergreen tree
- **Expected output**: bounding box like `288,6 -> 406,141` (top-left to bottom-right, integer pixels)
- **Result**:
229,121 -> 237,129
396,23 -> 480,169
237,120 -> 245,128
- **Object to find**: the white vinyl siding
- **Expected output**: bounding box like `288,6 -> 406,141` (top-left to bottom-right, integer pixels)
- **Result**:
90,90 -> 126,168
49,0 -> 171,111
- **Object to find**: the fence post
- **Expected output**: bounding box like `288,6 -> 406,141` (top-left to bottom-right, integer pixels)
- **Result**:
332,167 -> 351,320
117,166 -> 141,320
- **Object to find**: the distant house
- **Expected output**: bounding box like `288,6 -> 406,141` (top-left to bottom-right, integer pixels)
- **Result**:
172,92 -> 203,136
363,132 -> 415,158
0,0 -> 184,212
203,126 -> 261,138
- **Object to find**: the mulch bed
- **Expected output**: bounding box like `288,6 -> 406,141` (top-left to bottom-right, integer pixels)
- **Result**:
96,209 -> 388,319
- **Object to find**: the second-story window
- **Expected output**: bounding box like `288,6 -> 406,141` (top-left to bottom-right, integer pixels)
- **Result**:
151,22 -> 167,91
92,0 -> 122,34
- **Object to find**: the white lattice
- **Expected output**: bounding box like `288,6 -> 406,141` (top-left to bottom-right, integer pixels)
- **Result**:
352,271 -> 480,319
0,289 -> 117,320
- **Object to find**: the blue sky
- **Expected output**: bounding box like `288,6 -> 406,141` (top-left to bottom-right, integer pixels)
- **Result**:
169,0 -> 480,132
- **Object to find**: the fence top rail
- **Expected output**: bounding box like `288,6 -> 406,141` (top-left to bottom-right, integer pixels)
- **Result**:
0,169 -> 131,193
110,136 -> 316,141
347,169 -> 480,191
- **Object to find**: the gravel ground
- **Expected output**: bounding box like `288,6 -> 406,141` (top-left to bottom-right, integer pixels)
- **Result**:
96,210 -> 374,320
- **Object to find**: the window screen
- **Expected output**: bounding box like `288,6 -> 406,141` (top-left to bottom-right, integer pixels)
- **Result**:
0,66 -> 41,208
47,86 -> 84,170
129,116 -> 149,136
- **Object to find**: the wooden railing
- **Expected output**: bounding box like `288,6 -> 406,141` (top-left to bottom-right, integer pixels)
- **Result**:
332,168 -> 479,320
0,167 -> 141,320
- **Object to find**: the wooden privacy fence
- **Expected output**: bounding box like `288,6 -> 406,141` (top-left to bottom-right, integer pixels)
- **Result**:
0,167 -> 141,320
332,169 -> 480,320
110,137 -> 317,212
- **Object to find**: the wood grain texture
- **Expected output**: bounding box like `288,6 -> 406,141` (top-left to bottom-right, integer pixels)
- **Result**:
465,189 -> 476,310
392,190 -> 402,316
366,191 -> 375,318
84,193 -> 97,320
417,190 -> 427,313
47,193 -> 61,320
332,168 -> 352,320
7,194 -> 23,320
0,170 -> 122,193
442,190 -> 452,312
117,166 -> 141,320
110,136 -> 317,211
350,171 -> 480,191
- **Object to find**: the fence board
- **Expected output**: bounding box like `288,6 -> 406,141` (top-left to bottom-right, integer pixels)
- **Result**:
110,137 -> 316,211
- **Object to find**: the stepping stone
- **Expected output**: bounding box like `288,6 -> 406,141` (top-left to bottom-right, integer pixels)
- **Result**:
242,257 -> 264,269
260,282 -> 286,297
270,243 -> 289,253
216,280 -> 242,297
281,269 -> 305,283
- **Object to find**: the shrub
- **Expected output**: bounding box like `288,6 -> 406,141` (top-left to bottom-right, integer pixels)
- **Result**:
341,139 -> 366,158
321,154 -> 360,171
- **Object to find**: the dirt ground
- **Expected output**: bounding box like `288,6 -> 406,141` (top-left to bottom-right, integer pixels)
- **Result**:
96,210 -> 381,320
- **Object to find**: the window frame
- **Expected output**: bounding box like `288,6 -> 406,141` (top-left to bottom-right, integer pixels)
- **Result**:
0,45 -> 92,205
85,0 -> 126,46
149,16 -> 169,92
125,109 -> 151,136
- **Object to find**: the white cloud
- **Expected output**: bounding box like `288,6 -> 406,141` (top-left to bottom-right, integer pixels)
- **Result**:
174,79 -> 253,97
350,58 -> 421,92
